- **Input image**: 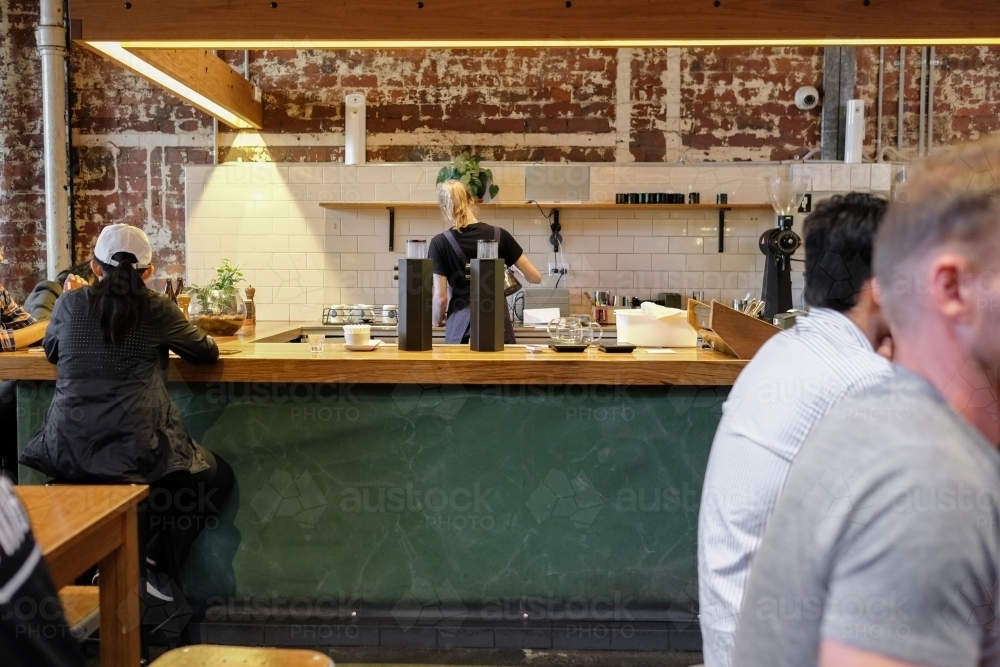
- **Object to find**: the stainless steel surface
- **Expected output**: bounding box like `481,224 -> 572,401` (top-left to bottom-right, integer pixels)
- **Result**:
504,266 -> 522,296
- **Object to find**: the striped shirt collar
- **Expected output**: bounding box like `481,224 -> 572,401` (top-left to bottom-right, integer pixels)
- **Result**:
797,306 -> 875,352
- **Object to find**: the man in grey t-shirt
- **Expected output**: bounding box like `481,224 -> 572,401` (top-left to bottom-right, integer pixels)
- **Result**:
733,141 -> 1000,667
733,368 -> 1000,666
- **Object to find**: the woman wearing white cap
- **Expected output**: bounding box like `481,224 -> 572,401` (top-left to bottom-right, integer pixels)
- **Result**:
20,224 -> 234,602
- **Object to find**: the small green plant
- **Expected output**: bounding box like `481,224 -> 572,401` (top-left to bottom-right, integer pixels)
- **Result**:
436,150 -> 499,201
188,259 -> 244,313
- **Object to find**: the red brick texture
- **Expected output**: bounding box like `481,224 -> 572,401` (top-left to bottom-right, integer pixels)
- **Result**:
2,0 -> 999,299
0,0 -> 46,299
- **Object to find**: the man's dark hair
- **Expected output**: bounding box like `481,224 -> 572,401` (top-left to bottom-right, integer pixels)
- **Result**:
56,261 -> 95,285
802,192 -> 889,312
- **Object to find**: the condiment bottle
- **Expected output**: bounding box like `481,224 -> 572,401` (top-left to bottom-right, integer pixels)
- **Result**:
245,286 -> 256,325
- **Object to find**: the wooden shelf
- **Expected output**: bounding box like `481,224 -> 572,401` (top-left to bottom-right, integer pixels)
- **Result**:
320,201 -> 770,210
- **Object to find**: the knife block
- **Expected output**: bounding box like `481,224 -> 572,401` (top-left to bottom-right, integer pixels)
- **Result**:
397,258 -> 433,351
470,258 -> 505,352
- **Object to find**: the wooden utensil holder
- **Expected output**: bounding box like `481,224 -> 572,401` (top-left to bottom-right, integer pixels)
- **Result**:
687,299 -> 781,359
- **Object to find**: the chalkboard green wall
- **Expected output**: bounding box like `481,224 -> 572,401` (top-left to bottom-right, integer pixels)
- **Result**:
18,380 -> 727,623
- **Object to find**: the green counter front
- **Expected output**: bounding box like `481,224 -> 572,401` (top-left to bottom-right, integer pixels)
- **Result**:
10,342 -> 742,651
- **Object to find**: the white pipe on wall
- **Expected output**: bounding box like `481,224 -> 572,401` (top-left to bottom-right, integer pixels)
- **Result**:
37,0 -> 72,279
344,93 -> 366,165
844,100 -> 865,164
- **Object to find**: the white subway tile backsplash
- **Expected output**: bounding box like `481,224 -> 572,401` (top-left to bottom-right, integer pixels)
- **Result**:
341,218 -> 376,236
273,253 -> 308,270
342,253 -> 375,271
669,237 -> 705,254
686,254 -> 721,272
273,287 -> 308,304
599,236 -> 633,254
188,162 -> 891,319
325,270 -> 359,288
721,254 -> 758,272
617,254 -> 652,271
850,164 -> 873,190
831,165 -> 852,191
286,166 -> 319,184
358,236 -> 389,253
575,254 -> 618,271
287,269 -> 324,286
325,236 -> 359,253
618,219 -> 653,236
650,253 -> 685,271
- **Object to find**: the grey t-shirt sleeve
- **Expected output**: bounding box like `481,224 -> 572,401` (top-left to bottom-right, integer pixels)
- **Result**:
820,450 -> 1000,667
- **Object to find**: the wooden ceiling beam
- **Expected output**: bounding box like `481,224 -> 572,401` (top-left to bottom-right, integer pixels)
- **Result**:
68,0 -> 1000,45
79,44 -> 263,129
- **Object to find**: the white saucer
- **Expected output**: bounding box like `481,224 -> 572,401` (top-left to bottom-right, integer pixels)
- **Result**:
344,339 -> 383,352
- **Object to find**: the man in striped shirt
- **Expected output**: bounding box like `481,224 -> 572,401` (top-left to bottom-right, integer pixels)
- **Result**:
697,193 -> 895,667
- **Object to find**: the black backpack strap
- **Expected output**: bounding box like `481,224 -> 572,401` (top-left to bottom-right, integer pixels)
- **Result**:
443,229 -> 468,265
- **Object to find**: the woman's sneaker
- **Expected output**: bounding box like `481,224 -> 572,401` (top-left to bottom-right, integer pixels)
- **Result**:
145,568 -> 175,602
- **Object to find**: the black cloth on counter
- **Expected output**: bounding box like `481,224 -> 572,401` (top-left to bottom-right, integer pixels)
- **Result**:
22,280 -> 63,321
19,288 -> 219,483
428,221 -> 522,315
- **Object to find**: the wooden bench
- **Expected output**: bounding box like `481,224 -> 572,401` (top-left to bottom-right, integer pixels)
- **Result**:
59,585 -> 100,639
150,646 -> 334,667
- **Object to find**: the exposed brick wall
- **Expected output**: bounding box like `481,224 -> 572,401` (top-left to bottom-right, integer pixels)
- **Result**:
680,47 -> 824,162
856,46 -> 1000,160
0,0 -> 46,301
2,12 -> 999,301
219,48 -> 619,163
70,45 -> 213,287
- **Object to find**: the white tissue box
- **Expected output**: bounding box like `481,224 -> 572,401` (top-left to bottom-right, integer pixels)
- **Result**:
614,308 -> 698,347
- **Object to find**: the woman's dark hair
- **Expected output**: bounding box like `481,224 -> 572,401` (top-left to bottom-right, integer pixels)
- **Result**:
802,192 -> 889,312
89,251 -> 151,344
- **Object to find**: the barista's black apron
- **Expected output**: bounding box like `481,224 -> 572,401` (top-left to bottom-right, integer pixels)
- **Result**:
442,227 -> 516,344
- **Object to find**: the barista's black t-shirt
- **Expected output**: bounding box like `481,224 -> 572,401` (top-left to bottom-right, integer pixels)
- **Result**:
428,222 -> 523,313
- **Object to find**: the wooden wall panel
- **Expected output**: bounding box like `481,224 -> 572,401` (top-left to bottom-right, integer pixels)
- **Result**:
69,0 -> 1000,45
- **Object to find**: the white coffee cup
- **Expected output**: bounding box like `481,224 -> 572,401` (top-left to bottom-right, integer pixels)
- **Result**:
343,325 -> 371,346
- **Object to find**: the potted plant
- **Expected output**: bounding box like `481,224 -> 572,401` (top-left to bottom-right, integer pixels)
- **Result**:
436,150 -> 499,202
187,259 -> 248,336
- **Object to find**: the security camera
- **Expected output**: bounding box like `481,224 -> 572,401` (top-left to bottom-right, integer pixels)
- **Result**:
795,86 -> 820,111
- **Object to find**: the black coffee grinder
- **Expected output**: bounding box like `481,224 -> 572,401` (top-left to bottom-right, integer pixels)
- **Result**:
759,172 -> 809,320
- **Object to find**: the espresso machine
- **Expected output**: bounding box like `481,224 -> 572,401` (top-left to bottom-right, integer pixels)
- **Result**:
759,171 -> 809,320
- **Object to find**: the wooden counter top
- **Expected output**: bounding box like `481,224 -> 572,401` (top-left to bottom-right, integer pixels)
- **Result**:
0,322 -> 747,385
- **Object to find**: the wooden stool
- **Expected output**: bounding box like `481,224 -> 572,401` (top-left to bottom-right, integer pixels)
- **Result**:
58,585 -> 101,639
150,646 -> 334,667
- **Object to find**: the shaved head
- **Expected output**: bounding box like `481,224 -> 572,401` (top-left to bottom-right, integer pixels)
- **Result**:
874,140 -> 1000,328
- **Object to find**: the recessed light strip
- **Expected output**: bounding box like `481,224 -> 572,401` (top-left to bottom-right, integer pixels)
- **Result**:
113,37 -> 1000,49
